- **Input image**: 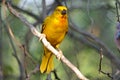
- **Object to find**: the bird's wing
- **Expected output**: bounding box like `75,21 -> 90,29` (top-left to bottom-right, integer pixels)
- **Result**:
41,16 -> 50,33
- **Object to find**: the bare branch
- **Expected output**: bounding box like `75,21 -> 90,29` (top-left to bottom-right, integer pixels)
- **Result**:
98,48 -> 104,73
26,65 -> 39,80
52,70 -> 61,80
42,0 -> 47,19
69,21 -> 120,70
2,1 -> 24,79
12,4 -> 40,20
0,10 -> 3,80
3,20 -> 24,80
6,2 -> 89,80
98,48 -> 113,79
115,0 -> 120,22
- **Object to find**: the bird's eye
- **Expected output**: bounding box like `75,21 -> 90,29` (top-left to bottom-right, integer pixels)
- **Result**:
61,9 -> 67,15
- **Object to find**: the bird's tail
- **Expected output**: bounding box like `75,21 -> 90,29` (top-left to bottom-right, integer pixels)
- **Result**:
40,47 -> 54,73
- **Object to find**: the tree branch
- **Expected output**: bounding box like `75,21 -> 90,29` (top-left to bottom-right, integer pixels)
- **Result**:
69,20 -> 120,70
3,20 -> 24,80
11,4 -> 40,20
0,9 -> 3,80
6,2 -> 89,80
2,1 -> 24,79
98,48 -> 113,79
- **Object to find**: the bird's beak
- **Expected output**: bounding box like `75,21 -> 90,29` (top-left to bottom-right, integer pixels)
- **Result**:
61,9 -> 67,15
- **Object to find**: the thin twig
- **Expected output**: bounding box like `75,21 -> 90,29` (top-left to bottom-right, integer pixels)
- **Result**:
4,20 -> 24,80
42,0 -> 47,19
4,16 -> 37,79
6,2 -> 89,80
12,4 -> 41,20
22,45 -> 28,79
20,0 -> 28,9
98,48 -> 103,73
52,70 -> 60,80
86,0 -> 94,33
54,0 -> 62,6
33,0 -> 41,14
3,21 -> 37,80
2,1 -> 24,79
20,44 -> 37,79
0,7 -> 3,80
26,65 -> 39,80
115,0 -> 120,22
98,48 -> 113,79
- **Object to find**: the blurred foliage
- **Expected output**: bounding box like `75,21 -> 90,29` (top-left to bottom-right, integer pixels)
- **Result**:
0,0 -> 120,80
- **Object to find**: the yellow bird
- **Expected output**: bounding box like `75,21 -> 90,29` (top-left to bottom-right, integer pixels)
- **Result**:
40,6 -> 68,73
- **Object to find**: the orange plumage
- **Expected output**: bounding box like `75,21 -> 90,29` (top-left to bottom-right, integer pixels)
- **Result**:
40,6 -> 68,73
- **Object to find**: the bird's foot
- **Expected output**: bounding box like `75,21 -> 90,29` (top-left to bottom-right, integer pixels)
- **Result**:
56,49 -> 63,60
39,34 -> 46,41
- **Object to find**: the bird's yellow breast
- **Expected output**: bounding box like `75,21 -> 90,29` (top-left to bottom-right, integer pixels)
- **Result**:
41,6 -> 68,47
42,16 -> 68,46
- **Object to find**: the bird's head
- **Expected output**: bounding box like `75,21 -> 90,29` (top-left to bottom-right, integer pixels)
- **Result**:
53,6 -> 67,19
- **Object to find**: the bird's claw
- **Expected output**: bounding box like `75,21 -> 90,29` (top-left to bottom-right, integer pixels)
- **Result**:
39,34 -> 46,41
57,49 -> 63,60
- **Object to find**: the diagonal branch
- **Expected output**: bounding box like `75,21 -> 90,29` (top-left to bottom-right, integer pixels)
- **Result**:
6,2 -> 89,80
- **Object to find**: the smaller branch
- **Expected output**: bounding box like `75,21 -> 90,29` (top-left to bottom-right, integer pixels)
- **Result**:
20,44 -> 37,80
0,13 -> 3,80
6,2 -> 88,80
54,0 -> 62,6
42,0 -> 47,19
98,48 -> 113,79
115,0 -> 120,22
33,0 -> 41,14
20,44 -> 36,65
12,4 -> 41,21
2,7 -> 36,78
4,21 -> 24,80
116,0 -> 120,9
26,65 -> 39,80
20,37 -> 38,79
20,0 -> 28,9
98,48 -> 103,73
86,0 -> 94,33
2,1 -> 24,79
22,45 -> 28,79
52,69 -> 60,80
